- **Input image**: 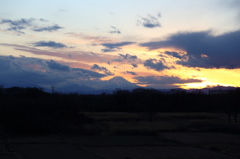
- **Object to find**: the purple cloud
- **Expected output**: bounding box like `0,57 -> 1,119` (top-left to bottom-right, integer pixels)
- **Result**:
140,30 -> 240,69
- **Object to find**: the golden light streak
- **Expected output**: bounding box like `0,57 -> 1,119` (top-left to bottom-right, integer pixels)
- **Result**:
180,81 -> 235,89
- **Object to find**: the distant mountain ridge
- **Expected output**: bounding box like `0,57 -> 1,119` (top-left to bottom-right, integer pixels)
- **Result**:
43,76 -> 139,94
101,76 -> 138,90
5,73 -> 237,94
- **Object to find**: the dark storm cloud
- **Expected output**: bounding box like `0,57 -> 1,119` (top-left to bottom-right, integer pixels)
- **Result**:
46,60 -> 70,71
32,25 -> 63,32
134,76 -> 202,85
140,30 -> 240,69
119,53 -> 137,60
140,31 -> 210,50
144,59 -> 169,71
91,64 -> 114,75
109,26 -> 121,34
137,13 -> 161,28
33,41 -> 67,48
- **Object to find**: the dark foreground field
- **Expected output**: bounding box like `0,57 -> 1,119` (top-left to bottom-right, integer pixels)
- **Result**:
1,112 -> 240,159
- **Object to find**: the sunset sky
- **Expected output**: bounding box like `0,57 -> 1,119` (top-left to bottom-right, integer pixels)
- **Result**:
1,0 -> 240,91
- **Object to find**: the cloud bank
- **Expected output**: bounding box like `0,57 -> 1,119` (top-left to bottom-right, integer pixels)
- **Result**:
0,56 -> 106,89
140,30 -> 240,69
135,76 -> 202,89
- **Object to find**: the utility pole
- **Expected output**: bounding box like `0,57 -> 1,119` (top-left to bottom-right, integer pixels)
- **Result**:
51,86 -> 55,94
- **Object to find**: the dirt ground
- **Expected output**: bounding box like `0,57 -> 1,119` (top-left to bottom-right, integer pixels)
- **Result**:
1,112 -> 239,158
159,132 -> 240,158
1,133 -> 239,159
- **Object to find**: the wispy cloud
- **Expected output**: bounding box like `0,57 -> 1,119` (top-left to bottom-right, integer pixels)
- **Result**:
132,63 -> 138,68
109,26 -> 121,34
66,32 -> 112,44
5,26 -> 26,35
125,71 -> 138,75
101,41 -> 135,52
91,64 -> 114,75
101,49 -> 117,52
0,18 -> 35,35
0,43 -> 118,65
32,25 -> 63,32
144,59 -> 169,71
0,18 -> 63,35
119,53 -> 137,60
33,41 -> 67,48
0,18 -> 35,26
102,42 -> 135,49
137,13 -> 161,28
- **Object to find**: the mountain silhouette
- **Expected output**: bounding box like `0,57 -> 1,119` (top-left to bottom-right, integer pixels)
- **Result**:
44,76 -> 139,94
101,76 -> 138,90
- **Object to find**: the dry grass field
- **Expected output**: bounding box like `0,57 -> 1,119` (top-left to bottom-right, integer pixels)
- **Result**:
82,112 -> 240,135
1,112 -> 240,159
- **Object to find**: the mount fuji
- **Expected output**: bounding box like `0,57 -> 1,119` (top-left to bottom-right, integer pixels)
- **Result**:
101,76 -> 138,90
49,76 -> 139,94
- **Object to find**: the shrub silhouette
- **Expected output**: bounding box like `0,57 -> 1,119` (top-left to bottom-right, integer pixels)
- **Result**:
0,87 -> 93,135
0,86 -> 239,136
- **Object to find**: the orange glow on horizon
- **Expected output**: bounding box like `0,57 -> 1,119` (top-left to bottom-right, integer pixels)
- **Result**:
180,81 -> 235,89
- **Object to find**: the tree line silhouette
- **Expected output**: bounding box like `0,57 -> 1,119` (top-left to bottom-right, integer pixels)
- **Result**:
0,86 -> 239,135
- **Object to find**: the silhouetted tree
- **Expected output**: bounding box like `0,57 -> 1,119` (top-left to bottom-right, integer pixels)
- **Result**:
228,88 -> 240,123
113,89 -> 131,111
132,88 -> 163,122
0,85 -> 3,96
